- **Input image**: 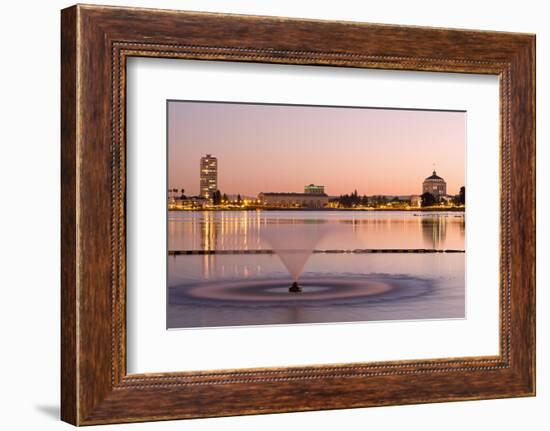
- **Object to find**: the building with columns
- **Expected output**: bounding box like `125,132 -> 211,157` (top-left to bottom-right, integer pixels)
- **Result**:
304,184 -> 325,195
422,170 -> 447,198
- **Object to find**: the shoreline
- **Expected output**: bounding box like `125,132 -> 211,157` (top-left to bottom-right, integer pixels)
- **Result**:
167,207 -> 465,212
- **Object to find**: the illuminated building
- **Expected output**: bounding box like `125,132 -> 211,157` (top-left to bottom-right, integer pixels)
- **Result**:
422,170 -> 447,198
410,195 -> 422,207
304,184 -> 325,195
258,192 -> 329,208
200,154 -> 218,199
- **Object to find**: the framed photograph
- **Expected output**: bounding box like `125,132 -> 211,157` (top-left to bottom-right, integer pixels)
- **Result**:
61,4 -> 535,425
165,100 -> 467,330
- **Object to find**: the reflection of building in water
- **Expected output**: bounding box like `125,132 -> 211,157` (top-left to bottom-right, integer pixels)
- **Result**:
258,192 -> 329,208
200,212 -> 217,279
198,211 -> 264,279
421,215 -> 447,249
200,154 -> 218,199
200,211 -> 218,251
422,170 -> 447,198
196,211 -> 265,252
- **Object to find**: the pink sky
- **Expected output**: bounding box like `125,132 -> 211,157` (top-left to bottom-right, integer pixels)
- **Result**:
168,101 -> 465,197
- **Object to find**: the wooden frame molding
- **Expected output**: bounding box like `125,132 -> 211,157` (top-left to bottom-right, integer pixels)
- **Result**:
61,4 -> 535,425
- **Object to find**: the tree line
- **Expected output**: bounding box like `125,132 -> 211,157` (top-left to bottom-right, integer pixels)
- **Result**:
421,186 -> 465,207
333,186 -> 465,208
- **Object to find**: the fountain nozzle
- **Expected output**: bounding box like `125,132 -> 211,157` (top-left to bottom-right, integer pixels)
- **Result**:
289,281 -> 302,293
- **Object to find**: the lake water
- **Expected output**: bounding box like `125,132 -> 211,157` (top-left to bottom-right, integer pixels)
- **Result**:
167,210 -> 465,328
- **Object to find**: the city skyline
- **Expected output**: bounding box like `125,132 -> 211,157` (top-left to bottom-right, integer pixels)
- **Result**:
168,101 -> 465,196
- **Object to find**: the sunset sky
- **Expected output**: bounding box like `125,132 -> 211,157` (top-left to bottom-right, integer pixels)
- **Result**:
168,101 -> 465,197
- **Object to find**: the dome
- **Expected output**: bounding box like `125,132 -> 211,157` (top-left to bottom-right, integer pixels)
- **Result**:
425,170 -> 443,181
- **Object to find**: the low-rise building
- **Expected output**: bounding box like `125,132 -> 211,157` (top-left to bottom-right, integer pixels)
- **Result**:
258,192 -> 329,208
304,184 -> 325,195
169,196 -> 208,209
410,195 -> 422,207
440,195 -> 455,205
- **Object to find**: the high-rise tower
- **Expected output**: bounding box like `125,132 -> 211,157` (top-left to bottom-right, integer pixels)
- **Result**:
200,154 -> 218,199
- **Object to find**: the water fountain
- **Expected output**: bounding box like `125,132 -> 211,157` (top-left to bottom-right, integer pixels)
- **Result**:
167,214 -> 455,329
289,281 -> 301,293
262,222 -> 329,293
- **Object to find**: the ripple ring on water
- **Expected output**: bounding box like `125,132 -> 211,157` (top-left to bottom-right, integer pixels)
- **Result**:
169,274 -> 434,307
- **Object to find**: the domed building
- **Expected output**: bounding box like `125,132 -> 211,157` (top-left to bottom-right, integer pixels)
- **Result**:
422,170 -> 447,198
